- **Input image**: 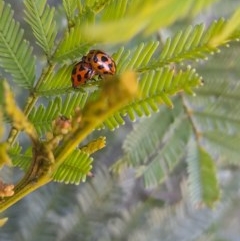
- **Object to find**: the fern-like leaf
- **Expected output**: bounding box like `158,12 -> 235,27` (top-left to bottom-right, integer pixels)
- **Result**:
37,65 -> 73,96
24,0 -> 57,56
186,141 -> 220,208
29,92 -> 88,135
123,102 -> 184,165
154,20 -> 225,67
142,115 -> 191,188
128,185 -> 228,241
134,17 -> 240,72
53,22 -> 91,63
103,66 -> 202,130
62,0 -> 78,24
101,0 -> 128,21
9,144 -> 31,171
184,73 -> 240,164
52,149 -> 93,184
29,101 -> 59,135
202,131 -> 240,165
115,41 -> 159,73
0,1 -> 35,88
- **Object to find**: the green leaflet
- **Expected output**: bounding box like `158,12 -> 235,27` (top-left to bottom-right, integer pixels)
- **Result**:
0,0 -> 35,88
37,65 -> 73,96
113,19 -> 240,74
103,66 -> 202,130
155,18 -> 238,67
24,0 -> 57,56
9,144 -> 31,171
186,141 -> 220,208
184,70 -> 240,164
202,131 -> 240,165
29,92 -> 89,135
101,0 -> 128,21
142,115 -> 191,188
112,98 -> 191,188
62,0 -> 78,23
52,149 -> 93,184
9,144 -> 94,185
115,41 -> 159,73
53,24 -> 91,63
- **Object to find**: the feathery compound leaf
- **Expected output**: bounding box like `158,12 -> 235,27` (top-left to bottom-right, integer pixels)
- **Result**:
191,96 -> 240,134
62,0 -> 78,23
0,1 -> 35,88
101,0 -> 128,21
29,92 -> 88,135
148,17 -> 240,68
24,0 -> 57,56
184,74 -> 240,164
53,22 -> 92,63
115,41 -> 159,73
158,22 -> 218,64
142,115 -> 191,188
52,149 -> 93,184
61,92 -> 89,115
37,65 -> 73,96
28,101 -> 60,135
209,8 -> 240,47
186,141 -> 220,208
112,99 -> 185,171
102,66 -> 203,130
139,66 -> 202,99
9,144 -> 32,171
202,131 -> 240,165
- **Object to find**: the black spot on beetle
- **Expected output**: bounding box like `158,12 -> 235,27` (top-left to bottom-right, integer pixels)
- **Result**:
79,65 -> 85,71
103,71 -> 111,74
77,75 -> 82,82
84,72 -> 90,78
97,65 -> 104,70
93,55 -> 98,63
101,56 -> 108,62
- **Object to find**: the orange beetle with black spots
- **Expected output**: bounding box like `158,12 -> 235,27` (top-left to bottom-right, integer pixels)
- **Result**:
71,61 -> 95,88
82,50 -> 116,76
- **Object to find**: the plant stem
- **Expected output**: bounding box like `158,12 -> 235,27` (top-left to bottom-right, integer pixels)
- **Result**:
0,175 -> 51,212
180,93 -> 201,142
0,73 -> 138,211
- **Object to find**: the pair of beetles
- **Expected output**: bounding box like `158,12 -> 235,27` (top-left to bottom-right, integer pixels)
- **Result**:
71,50 -> 116,88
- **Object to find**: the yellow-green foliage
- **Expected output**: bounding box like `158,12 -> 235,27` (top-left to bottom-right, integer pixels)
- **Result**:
0,0 -> 240,219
